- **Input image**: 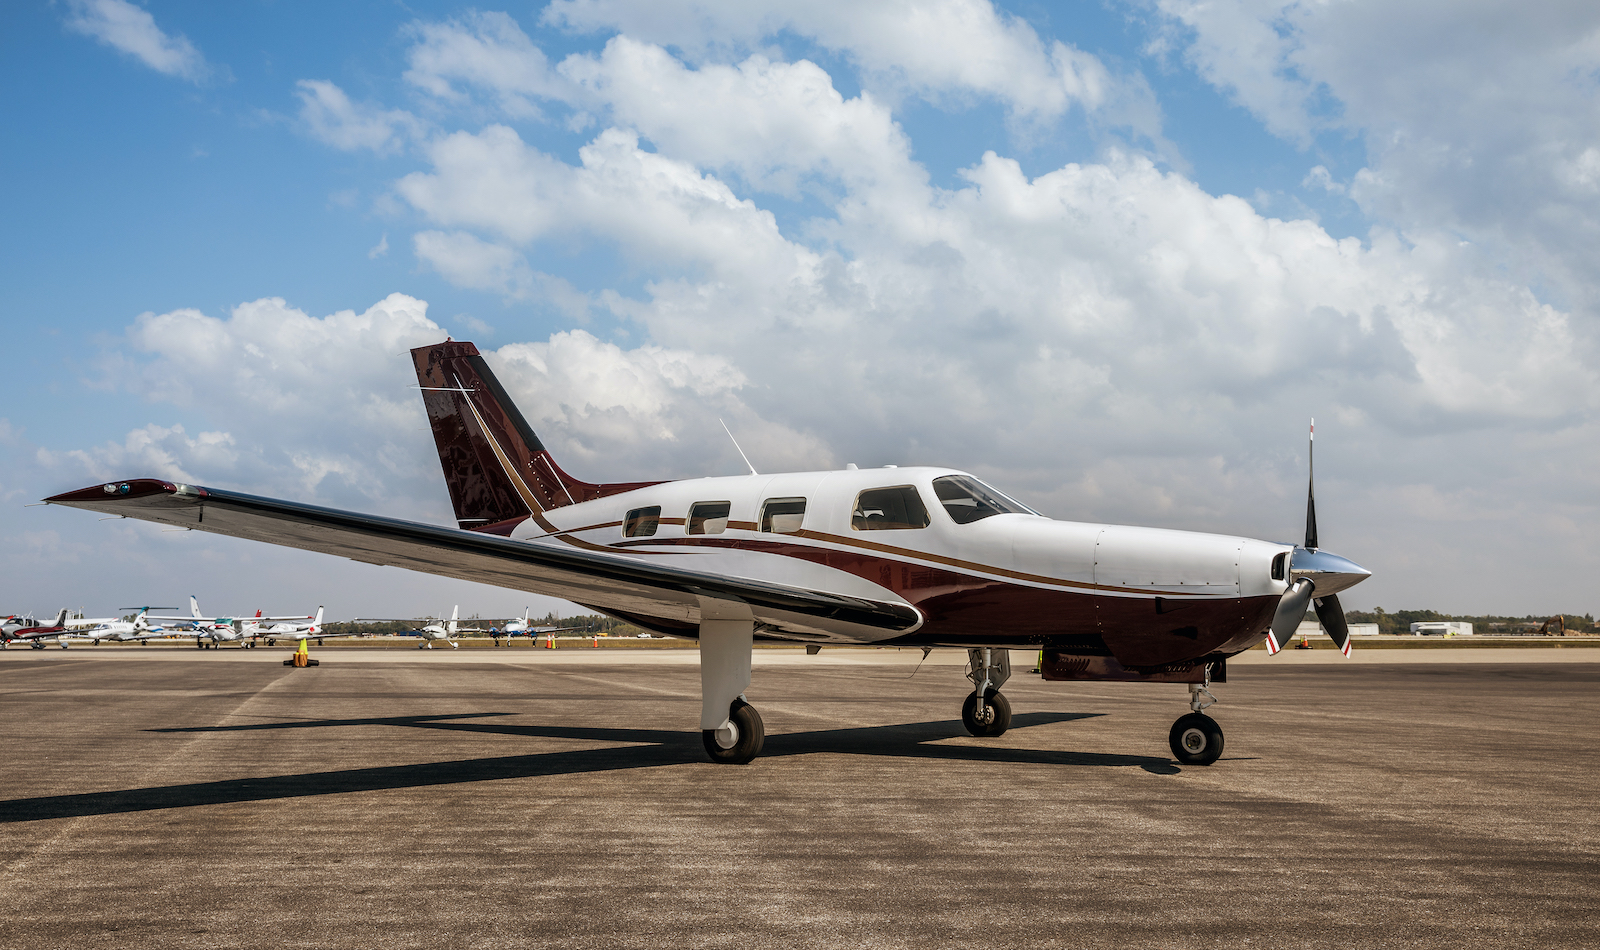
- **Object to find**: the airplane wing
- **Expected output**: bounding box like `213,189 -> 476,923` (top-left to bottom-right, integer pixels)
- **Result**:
44,480 -> 922,640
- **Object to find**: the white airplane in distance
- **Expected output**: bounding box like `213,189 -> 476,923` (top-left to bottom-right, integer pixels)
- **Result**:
244,607 -> 326,646
354,606 -> 483,649
46,339 -> 1371,766
148,597 -> 302,649
72,607 -> 179,646
495,608 -> 587,641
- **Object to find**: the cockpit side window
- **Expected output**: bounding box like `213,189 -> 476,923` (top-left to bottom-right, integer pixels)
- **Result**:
852,486 -> 930,530
623,506 -> 661,538
688,501 -> 731,535
760,497 -> 807,534
932,475 -> 1034,525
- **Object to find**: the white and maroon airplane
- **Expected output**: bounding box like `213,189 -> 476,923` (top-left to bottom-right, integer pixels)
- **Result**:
44,340 -> 1369,765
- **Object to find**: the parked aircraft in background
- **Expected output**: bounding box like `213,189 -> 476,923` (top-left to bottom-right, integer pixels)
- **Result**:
0,610 -> 112,649
243,607 -> 325,646
491,608 -> 586,643
46,340 -> 1370,766
149,597 -> 305,649
355,606 -> 482,649
71,607 -> 178,646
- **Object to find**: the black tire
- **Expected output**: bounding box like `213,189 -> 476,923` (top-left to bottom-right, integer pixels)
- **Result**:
1169,713 -> 1224,765
701,698 -> 765,764
961,690 -> 1012,737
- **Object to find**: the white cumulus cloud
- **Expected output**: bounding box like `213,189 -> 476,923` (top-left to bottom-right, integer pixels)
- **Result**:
64,0 -> 209,83
295,80 -> 423,154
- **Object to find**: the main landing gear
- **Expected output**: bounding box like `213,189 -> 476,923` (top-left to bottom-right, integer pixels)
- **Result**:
962,647 -> 1012,737
1168,673 -> 1224,766
699,617 -> 764,764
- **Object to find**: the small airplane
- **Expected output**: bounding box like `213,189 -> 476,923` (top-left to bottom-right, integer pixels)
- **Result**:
490,608 -> 588,644
148,597 -> 303,649
0,609 -> 117,649
71,607 -> 179,646
243,607 -> 326,646
45,339 -> 1371,766
354,606 -> 485,649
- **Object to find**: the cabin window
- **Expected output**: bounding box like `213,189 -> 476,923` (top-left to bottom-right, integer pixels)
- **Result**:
688,501 -> 731,535
932,475 -> 1033,525
623,506 -> 661,538
760,497 -> 807,534
852,486 -> 930,530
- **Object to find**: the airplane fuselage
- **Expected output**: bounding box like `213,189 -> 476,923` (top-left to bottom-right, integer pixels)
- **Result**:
500,465 -> 1320,665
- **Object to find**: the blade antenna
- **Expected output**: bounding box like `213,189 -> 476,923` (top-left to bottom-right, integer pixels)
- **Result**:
720,419 -> 758,476
1304,417 -> 1318,551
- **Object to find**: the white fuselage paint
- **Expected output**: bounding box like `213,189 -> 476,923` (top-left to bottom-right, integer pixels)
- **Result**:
507,466 -> 1296,642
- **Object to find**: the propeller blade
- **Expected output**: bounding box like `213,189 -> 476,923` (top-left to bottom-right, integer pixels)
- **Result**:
1304,417 -> 1318,550
1314,594 -> 1352,657
1266,577 -> 1316,654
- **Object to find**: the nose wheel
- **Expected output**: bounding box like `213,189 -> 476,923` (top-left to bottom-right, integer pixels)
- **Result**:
702,698 -> 764,764
1169,713 -> 1224,765
961,689 -> 1012,737
1168,676 -> 1224,765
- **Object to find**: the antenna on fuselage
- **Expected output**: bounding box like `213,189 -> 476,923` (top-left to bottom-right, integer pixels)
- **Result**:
720,419 -> 758,476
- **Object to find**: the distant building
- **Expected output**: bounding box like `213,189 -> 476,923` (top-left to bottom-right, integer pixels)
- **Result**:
1409,621 -> 1473,636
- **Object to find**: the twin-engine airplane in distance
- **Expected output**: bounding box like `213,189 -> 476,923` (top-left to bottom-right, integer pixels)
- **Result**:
148,598 -> 309,649
353,605 -> 482,649
45,340 -> 1370,765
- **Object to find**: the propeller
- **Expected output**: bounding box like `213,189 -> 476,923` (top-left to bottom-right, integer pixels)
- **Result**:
1265,418 -> 1358,657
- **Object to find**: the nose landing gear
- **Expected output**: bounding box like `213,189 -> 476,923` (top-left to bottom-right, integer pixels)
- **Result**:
1168,672 -> 1224,766
962,647 -> 1013,737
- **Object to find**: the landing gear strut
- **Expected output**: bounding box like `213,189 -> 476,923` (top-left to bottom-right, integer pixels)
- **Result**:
699,616 -> 763,764
962,647 -> 1012,737
1168,668 -> 1224,766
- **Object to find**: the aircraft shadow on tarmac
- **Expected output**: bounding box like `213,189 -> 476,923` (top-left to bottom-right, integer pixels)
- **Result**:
0,712 -> 1178,823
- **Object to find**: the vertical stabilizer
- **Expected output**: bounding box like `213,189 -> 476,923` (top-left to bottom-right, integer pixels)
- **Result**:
411,340 -> 659,534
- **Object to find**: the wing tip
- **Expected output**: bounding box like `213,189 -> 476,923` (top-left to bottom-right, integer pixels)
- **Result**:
44,478 -> 186,504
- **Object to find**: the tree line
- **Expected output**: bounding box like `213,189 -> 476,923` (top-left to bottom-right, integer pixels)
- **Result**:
1344,608 -> 1595,636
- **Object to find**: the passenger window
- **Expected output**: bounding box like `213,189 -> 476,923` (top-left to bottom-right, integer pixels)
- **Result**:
852,486 -> 930,530
932,475 -> 1034,525
688,501 -> 731,535
623,506 -> 661,538
760,497 -> 807,534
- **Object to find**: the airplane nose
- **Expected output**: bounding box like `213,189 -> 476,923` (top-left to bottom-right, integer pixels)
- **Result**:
1290,547 -> 1371,597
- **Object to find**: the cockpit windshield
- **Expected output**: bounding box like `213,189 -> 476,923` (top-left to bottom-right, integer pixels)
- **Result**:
932,475 -> 1036,524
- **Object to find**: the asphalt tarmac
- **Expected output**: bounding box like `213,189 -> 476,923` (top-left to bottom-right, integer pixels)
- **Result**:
0,647 -> 1595,949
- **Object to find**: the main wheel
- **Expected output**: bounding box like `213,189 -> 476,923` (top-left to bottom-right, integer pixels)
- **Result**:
961,690 -> 1012,737
1169,713 -> 1224,765
701,698 -> 765,764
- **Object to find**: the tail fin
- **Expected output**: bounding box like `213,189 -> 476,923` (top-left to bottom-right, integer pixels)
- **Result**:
310,607 -> 323,634
191,595 -> 202,619
410,340 -> 659,533
52,608 -> 69,628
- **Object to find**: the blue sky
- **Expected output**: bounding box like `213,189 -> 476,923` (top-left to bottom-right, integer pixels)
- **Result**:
4,0 -> 1598,620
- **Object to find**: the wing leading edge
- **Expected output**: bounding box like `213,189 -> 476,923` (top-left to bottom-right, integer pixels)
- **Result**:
43,480 -> 922,640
